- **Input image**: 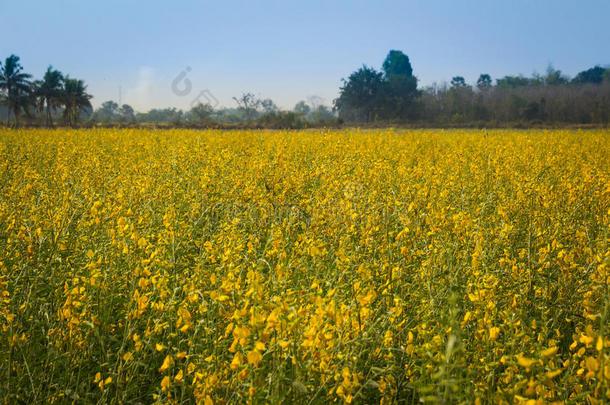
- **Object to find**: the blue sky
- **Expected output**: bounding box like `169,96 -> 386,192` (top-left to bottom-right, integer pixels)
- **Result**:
1,0 -> 608,111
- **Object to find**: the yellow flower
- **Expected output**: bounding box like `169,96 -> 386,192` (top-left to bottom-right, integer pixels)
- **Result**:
122,351 -> 134,362
160,376 -> 171,391
159,355 -> 174,372
585,356 -> 598,372
540,346 -> 558,358
230,353 -> 242,370
489,327 -> 500,341
247,349 -> 263,367
517,354 -> 538,368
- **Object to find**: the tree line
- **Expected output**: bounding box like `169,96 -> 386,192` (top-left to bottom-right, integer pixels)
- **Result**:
0,53 -> 337,128
90,94 -> 335,127
0,55 -> 92,127
334,50 -> 610,125
2,51 -> 609,127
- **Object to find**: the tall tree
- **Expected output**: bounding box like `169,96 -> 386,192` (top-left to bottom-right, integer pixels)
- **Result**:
309,105 -> 335,122
119,104 -> 135,122
451,76 -> 468,88
544,65 -> 568,85
476,74 -> 492,90
0,55 -> 32,126
233,92 -> 260,121
293,101 -> 311,116
380,50 -> 418,119
382,50 -> 413,78
334,65 -> 384,122
260,98 -> 278,114
189,102 -> 214,122
572,66 -> 606,84
34,66 -> 64,127
62,77 -> 92,127
496,75 -> 531,88
93,101 -> 120,122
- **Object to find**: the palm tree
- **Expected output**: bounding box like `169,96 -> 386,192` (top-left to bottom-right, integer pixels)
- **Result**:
12,91 -> 36,127
34,66 -> 64,127
0,55 -> 32,126
62,77 -> 92,127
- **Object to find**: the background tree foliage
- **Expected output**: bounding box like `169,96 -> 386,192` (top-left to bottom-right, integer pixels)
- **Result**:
334,51 -> 609,125
2,52 -> 608,127
1,54 -> 92,127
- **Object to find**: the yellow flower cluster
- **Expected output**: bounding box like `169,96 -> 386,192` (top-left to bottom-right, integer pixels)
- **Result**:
0,128 -> 608,404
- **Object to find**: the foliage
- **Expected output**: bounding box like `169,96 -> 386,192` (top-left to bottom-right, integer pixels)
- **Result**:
451,76 -> 467,88
419,79 -> 610,125
255,111 -> 306,128
496,76 -> 533,89
476,74 -> 492,90
335,51 -> 419,122
572,66 -> 607,84
188,103 -> 215,123
0,55 -> 33,126
382,50 -> 413,78
93,101 -> 120,122
294,101 -> 311,116
0,55 -> 93,127
334,65 -> 385,122
61,77 -> 93,127
0,128 -> 608,404
136,108 -> 184,123
33,66 -> 64,127
233,93 -> 261,122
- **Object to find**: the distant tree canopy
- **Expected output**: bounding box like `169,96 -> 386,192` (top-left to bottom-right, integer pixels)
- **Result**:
34,66 -> 63,126
451,76 -> 468,88
91,94 -> 337,127
294,101 -> 310,116
496,75 -> 532,88
544,65 -> 569,85
189,102 -> 214,122
0,54 -> 92,127
382,50 -> 413,78
2,51 -> 608,127
334,50 -> 419,122
93,101 -> 136,123
572,66 -> 606,84
62,77 -> 92,127
334,50 -> 609,125
477,74 -> 492,90
419,65 -> 610,125
0,55 -> 33,126
334,65 -> 384,122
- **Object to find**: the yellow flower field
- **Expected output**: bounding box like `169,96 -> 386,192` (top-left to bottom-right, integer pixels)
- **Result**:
0,128 -> 608,404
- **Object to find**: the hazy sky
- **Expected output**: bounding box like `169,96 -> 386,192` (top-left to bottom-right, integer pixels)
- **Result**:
1,0 -> 609,111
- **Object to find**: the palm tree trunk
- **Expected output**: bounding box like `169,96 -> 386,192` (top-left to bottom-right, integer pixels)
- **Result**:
5,85 -> 10,127
6,101 -> 12,126
47,103 -> 53,127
